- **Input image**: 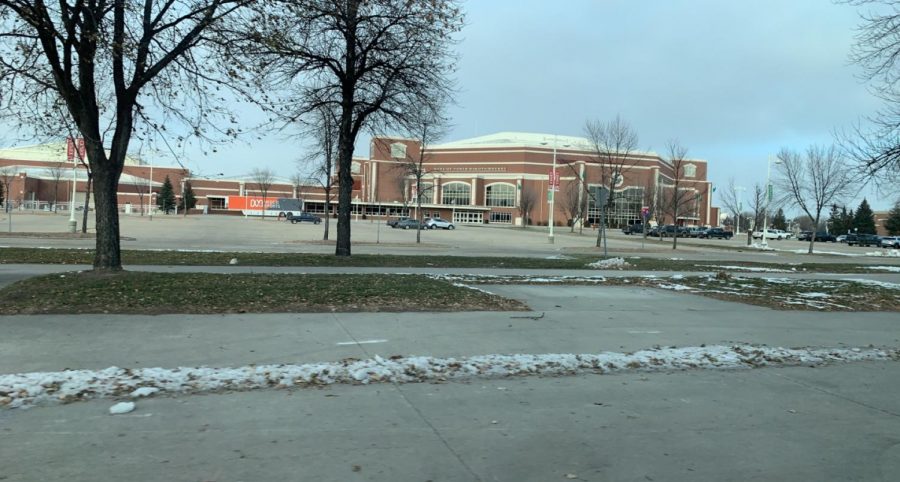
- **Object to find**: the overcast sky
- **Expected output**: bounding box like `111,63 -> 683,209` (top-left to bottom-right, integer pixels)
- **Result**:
11,0 -> 893,211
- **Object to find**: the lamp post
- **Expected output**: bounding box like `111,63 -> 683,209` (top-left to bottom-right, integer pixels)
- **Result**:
734,185 -> 745,235
540,136 -> 569,244
67,163 -> 78,233
760,156 -> 781,248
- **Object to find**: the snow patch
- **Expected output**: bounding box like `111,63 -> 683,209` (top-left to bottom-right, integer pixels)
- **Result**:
866,266 -> 900,273
798,292 -> 830,299
587,257 -> 630,269
130,387 -> 160,398
866,250 -> 900,258
749,243 -> 775,251
109,402 -> 135,415
695,265 -> 790,273
841,278 -> 900,290
3,346 -> 897,409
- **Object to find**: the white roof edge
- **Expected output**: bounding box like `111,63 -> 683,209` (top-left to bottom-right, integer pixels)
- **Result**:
428,131 -> 659,157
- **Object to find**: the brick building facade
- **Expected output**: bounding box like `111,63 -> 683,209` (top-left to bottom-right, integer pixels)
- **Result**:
2,132 -> 719,227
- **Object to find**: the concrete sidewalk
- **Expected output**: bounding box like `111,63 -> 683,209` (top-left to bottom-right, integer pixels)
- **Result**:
2,362 -> 899,482
2,286 -> 899,374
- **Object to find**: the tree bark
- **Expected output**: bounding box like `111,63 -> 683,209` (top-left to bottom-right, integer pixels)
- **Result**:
323,187 -> 331,241
91,166 -> 123,271
81,173 -> 92,233
335,127 -> 354,257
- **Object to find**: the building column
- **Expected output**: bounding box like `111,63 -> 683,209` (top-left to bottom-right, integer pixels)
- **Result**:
470,178 -> 476,206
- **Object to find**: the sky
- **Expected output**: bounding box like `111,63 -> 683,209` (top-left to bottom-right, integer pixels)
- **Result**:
4,0 -> 894,211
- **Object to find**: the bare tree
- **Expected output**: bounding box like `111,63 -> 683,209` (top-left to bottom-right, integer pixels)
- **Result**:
560,180 -> 583,233
840,0 -> 900,188
0,1 -> 252,271
44,164 -> 64,212
250,168 -> 276,220
744,184 -> 766,246
0,166 -> 15,213
584,115 -> 640,252
776,145 -> 854,254
662,139 -> 704,250
392,120 -> 446,243
231,0 -> 464,256
300,106 -> 340,240
519,183 -> 537,228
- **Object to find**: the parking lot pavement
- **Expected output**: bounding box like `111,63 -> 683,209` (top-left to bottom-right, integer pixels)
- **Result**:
2,362 -> 899,482
3,285 -> 899,374
4,212 -> 898,262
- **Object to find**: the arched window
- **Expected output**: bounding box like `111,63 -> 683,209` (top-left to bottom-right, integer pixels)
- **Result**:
441,182 -> 470,205
683,163 -> 697,178
485,183 -> 516,207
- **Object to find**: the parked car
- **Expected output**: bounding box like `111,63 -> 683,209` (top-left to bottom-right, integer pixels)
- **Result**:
288,212 -> 321,224
684,227 -> 704,238
847,233 -> 881,247
386,216 -> 409,228
797,231 -> 836,242
881,236 -> 900,249
423,217 -> 455,230
392,219 -> 422,230
622,223 -> 645,235
698,228 -> 733,239
836,234 -> 848,243
752,229 -> 789,240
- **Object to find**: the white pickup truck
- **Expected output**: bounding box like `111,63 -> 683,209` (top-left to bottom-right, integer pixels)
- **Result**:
752,229 -> 791,240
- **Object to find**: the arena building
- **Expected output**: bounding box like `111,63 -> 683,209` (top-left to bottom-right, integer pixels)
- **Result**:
1,132 -> 720,227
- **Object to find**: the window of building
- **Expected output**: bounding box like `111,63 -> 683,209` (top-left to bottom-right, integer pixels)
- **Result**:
441,182 -> 470,206
683,163 -> 696,178
415,182 -> 433,205
485,183 -> 516,207
208,197 -> 226,209
453,209 -> 484,224
585,186 -> 644,228
489,212 -> 512,224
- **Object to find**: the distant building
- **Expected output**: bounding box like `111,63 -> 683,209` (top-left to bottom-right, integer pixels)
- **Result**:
1,132 -> 720,227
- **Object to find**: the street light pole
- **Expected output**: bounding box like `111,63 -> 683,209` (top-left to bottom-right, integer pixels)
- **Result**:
761,156 -> 780,248
734,185 -> 745,235
541,136 -> 568,244
68,156 -> 78,233
549,141 -> 557,244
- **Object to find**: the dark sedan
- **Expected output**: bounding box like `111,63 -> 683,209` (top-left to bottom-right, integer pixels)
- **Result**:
288,212 -> 322,224
392,219 -> 422,230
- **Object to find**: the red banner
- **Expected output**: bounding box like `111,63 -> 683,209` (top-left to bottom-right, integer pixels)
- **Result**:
227,196 -> 280,210
66,137 -> 86,162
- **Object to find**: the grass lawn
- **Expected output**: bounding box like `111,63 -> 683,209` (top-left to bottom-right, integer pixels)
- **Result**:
0,247 -> 893,273
0,272 -> 527,315
433,274 -> 900,312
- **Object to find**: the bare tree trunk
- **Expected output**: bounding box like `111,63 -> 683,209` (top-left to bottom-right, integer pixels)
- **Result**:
808,216 -> 819,254
91,168 -> 122,270
323,188 -> 331,241
335,120 -> 354,256
81,174 -> 92,233
416,196 -> 422,243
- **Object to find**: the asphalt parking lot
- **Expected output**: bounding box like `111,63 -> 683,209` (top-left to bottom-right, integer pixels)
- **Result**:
1,212 -> 898,263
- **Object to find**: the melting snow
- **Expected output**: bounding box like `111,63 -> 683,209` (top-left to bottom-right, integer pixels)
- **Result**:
2,345 -> 897,409
867,266 -> 900,273
587,257 -> 630,269
695,265 -> 790,273
841,279 -> 900,290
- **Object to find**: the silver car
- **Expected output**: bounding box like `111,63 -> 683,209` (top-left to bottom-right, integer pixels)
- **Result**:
881,236 -> 900,249
424,217 -> 456,230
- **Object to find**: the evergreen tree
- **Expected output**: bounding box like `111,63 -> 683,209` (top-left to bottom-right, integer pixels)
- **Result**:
840,206 -> 852,234
827,204 -> 844,234
178,181 -> 197,214
853,198 -> 876,234
885,201 -> 900,235
157,176 -> 176,214
772,208 -> 787,230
